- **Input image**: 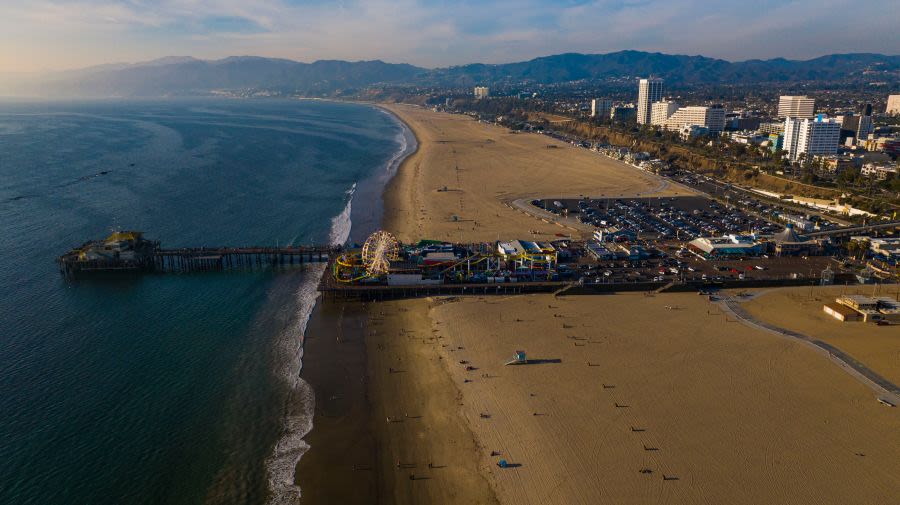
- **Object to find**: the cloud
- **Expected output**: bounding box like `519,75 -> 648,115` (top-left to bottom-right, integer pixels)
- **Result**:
0,0 -> 897,72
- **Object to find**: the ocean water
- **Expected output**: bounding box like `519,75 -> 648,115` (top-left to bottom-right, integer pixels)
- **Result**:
0,98 -> 413,504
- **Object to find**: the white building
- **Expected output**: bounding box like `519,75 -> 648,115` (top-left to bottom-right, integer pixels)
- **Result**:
650,100 -> 679,126
591,98 -> 612,118
679,124 -> 710,140
637,78 -> 664,125
474,86 -> 490,99
664,105 -> 726,133
778,95 -> 816,118
860,163 -> 898,180
783,116 -> 841,162
887,94 -> 900,115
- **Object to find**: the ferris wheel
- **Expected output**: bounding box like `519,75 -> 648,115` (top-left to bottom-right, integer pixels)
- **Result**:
361,230 -> 400,275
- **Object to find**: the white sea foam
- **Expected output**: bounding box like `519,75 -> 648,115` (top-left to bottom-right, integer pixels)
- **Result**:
265,179 -> 357,505
378,107 -> 415,178
264,263 -> 324,505
328,183 -> 356,247
265,109 -> 414,504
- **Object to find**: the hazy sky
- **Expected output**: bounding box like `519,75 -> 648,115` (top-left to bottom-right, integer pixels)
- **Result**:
1,0 -> 898,73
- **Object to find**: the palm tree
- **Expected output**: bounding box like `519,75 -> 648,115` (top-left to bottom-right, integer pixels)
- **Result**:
846,240 -> 859,259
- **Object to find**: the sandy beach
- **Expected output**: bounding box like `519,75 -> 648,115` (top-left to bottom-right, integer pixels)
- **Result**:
740,285 -> 900,386
301,104 -> 900,504
380,103 -> 692,243
423,292 -> 900,503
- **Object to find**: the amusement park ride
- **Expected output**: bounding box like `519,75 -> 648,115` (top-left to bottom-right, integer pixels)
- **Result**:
332,230 -> 559,285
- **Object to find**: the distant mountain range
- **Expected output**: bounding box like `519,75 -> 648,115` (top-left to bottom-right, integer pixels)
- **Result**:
5,51 -> 899,97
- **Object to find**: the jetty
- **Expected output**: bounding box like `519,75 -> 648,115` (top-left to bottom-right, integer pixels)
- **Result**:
57,231 -> 338,275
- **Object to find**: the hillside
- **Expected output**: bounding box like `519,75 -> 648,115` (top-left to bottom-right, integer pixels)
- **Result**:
4,51 -> 898,97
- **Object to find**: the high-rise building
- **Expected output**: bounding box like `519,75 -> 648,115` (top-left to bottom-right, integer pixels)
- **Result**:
783,115 -> 841,162
637,78 -> 664,125
664,105 -> 726,134
591,99 -> 612,118
837,113 -> 874,142
650,101 -> 679,126
856,115 -> 873,139
887,95 -> 900,115
777,96 -> 816,118
474,86 -> 490,99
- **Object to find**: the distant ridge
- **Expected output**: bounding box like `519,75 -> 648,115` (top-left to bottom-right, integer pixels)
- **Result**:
429,51 -> 900,85
5,51 -> 899,97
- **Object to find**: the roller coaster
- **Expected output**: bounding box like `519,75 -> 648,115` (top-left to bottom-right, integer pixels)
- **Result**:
332,230 -> 559,285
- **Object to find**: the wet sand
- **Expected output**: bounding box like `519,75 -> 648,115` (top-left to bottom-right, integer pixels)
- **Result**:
295,302 -> 376,504
365,299 -> 498,504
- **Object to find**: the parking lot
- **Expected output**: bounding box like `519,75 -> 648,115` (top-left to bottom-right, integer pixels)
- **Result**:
536,195 -> 780,241
567,251 -> 839,285
670,171 -> 845,231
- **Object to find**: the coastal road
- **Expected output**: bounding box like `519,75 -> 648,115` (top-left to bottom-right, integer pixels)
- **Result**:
718,295 -> 900,407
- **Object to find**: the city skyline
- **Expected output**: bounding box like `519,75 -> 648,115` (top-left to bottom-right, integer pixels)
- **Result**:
2,0 -> 899,74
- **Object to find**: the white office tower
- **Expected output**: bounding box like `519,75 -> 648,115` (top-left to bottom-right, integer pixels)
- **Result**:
886,95 -> 900,115
777,95 -> 816,118
783,115 -> 841,162
474,86 -> 490,99
637,78 -> 664,124
664,106 -> 726,133
591,99 -> 613,118
651,101 -> 679,126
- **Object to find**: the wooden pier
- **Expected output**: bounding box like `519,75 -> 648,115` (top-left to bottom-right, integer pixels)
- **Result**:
152,246 -> 339,273
58,245 -> 340,276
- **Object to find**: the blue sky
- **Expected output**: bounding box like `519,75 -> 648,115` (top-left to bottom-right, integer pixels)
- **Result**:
1,0 -> 898,72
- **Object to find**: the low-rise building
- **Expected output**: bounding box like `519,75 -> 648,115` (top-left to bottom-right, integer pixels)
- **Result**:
664,105 -> 726,134
591,98 -> 613,118
823,302 -> 862,322
778,214 -> 814,232
769,224 -> 820,256
650,100 -> 679,126
861,236 -> 900,259
768,133 -> 784,153
679,124 -> 710,140
836,295 -> 900,323
759,122 -> 785,135
863,136 -> 900,155
687,234 -> 763,258
860,163 -> 898,180
610,104 -> 637,122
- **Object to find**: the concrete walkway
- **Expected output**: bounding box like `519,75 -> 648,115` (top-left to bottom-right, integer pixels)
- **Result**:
719,296 -> 900,407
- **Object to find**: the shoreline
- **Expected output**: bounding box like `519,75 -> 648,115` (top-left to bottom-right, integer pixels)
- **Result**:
331,103 -> 900,504
295,103 -> 900,504
287,103 -> 417,504
295,103 -> 501,505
